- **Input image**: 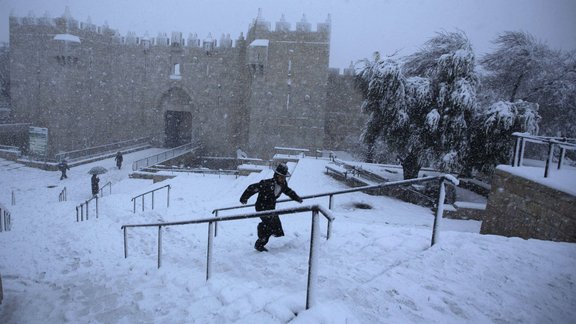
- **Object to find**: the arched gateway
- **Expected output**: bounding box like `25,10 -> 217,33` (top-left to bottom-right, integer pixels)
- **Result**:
159,87 -> 195,148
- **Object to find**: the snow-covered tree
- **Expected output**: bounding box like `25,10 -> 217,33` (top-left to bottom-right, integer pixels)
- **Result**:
481,31 -> 548,102
481,31 -> 576,138
356,53 -> 433,179
464,100 -> 540,175
356,32 -> 479,179
355,52 -> 407,164
403,31 -> 479,174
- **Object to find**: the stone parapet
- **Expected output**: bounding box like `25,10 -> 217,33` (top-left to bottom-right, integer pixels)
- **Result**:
480,168 -> 576,243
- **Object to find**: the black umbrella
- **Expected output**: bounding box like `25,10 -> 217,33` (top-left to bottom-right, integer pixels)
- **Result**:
88,166 -> 108,175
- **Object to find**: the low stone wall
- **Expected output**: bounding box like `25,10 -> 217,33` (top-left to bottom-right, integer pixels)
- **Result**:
480,168 -> 576,243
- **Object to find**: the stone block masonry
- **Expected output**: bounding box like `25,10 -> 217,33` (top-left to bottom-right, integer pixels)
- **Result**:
481,168 -> 576,243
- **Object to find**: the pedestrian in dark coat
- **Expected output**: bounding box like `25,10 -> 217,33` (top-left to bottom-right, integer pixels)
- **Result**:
240,163 -> 303,252
115,151 -> 123,169
58,160 -> 70,180
91,174 -> 100,197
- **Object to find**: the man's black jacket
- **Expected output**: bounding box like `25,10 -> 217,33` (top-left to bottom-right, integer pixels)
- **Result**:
240,178 -> 301,211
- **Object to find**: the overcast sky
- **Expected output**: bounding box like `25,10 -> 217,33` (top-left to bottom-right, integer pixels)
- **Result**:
1,0 -> 575,69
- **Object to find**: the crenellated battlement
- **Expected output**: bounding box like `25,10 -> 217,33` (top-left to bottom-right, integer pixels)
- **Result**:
10,7 -> 330,50
249,8 -> 331,34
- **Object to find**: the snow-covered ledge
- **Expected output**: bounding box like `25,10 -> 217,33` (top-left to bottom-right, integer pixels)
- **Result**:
497,165 -> 576,196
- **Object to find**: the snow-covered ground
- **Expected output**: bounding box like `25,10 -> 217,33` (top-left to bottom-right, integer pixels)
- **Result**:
0,149 -> 575,323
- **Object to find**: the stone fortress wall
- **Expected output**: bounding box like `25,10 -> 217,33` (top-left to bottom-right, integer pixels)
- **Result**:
8,8 -> 366,160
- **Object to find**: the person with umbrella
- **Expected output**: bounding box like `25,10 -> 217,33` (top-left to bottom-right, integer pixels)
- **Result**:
91,174 -> 99,197
88,166 -> 107,197
240,163 -> 303,252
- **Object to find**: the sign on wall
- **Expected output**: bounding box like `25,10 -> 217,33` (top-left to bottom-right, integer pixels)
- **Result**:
29,126 -> 48,156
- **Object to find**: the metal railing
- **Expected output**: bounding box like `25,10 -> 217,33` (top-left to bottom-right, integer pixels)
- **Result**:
55,136 -> 151,162
512,132 -> 576,177
121,204 -> 335,310
213,175 -> 457,246
76,196 -> 99,222
132,142 -> 199,171
131,185 -> 171,213
59,187 -> 67,202
100,181 -> 112,197
144,167 -> 239,178
0,204 -> 11,232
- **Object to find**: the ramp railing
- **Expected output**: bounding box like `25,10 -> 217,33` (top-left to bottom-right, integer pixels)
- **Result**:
76,196 -> 98,222
100,181 -> 112,197
511,132 -> 576,178
121,204 -> 334,310
0,204 -> 11,232
59,187 -> 67,202
213,175 -> 458,246
55,136 -> 151,162
132,142 -> 199,171
131,185 -> 171,213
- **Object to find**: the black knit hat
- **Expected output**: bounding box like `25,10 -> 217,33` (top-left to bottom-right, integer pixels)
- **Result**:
274,163 -> 291,177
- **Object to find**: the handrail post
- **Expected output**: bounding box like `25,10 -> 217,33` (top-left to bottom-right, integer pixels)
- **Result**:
76,206 -> 79,222
11,191 -> 15,206
133,199 -> 136,213
142,196 -> 145,212
81,204 -> 85,221
123,227 -> 128,258
512,136 -> 521,166
306,209 -> 320,309
152,191 -> 155,210
96,196 -> 99,218
431,179 -> 446,246
544,142 -> 554,178
86,200 -> 89,220
157,226 -> 162,269
167,186 -> 170,208
214,210 -> 218,237
327,219 -> 332,240
518,137 -> 526,167
328,194 -> 333,210
558,146 -> 566,170
206,221 -> 215,281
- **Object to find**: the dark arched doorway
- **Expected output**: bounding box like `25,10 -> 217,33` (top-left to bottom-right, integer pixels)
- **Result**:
165,110 -> 192,147
159,87 -> 194,148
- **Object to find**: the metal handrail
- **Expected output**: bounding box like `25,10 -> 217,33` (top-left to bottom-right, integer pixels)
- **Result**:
212,175 -> 455,246
131,185 -> 171,213
76,195 -> 98,222
55,136 -> 151,162
213,175 -> 455,214
0,204 -> 12,232
132,142 -> 199,171
144,167 -> 239,178
121,204 -> 335,310
100,181 -> 112,197
59,187 -> 67,202
512,132 -> 576,177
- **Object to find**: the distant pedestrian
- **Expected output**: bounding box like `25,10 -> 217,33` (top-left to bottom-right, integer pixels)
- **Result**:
58,160 -> 70,180
240,163 -> 303,252
91,174 -> 100,197
115,151 -> 123,169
